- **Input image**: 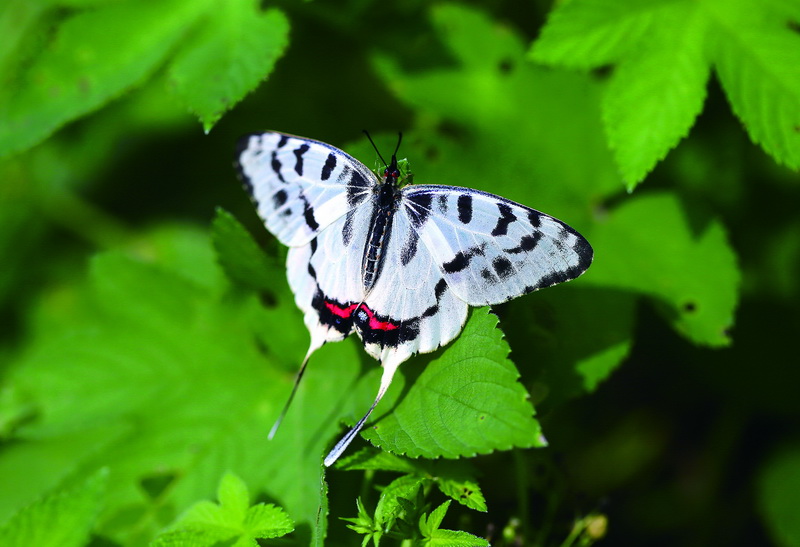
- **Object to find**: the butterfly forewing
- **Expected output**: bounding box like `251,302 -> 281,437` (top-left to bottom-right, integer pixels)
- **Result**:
401,185 -> 593,306
236,132 -> 376,247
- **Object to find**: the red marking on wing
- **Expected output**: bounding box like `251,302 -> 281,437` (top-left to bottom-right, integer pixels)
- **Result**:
325,301 -> 359,318
323,300 -> 399,331
359,304 -> 399,331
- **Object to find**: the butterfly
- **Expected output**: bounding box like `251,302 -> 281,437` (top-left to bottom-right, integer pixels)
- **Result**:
235,131 -> 593,466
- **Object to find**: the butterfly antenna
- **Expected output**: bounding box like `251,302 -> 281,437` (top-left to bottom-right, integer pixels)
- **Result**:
362,130 -> 388,167
268,347 -> 314,440
392,132 -> 403,160
324,354 -> 403,466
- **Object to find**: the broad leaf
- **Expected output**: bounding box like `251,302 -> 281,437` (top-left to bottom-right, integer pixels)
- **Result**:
359,307 -> 544,459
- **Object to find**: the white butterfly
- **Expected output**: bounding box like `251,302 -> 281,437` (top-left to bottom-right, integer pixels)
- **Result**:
235,131 -> 593,466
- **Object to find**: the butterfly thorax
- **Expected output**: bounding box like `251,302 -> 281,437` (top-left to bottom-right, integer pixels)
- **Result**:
362,168 -> 401,291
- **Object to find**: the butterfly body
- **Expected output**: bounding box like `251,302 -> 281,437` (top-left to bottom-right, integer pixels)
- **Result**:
235,131 -> 593,465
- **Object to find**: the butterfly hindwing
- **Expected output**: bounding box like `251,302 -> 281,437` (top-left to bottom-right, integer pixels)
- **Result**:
236,132 -> 376,247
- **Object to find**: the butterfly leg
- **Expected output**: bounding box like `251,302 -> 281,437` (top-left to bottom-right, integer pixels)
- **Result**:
323,353 -> 404,466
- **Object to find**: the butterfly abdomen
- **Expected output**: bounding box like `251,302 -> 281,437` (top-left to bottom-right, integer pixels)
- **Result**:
362,183 -> 400,290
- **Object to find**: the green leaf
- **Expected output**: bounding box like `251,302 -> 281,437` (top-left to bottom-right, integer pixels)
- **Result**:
339,449 -> 488,512
361,307 -> 544,459
374,475 -> 426,528
167,0 -> 289,132
0,469 -> 107,547
424,528 -> 489,547
1,228 -> 362,544
602,2 -> 710,188
419,500 -> 450,536
707,0 -> 800,171
211,208 -> 283,293
530,0 -> 669,68
584,192 -> 739,347
152,472 -> 294,546
0,0 -> 213,158
418,500 -> 488,546
433,468 -> 487,513
758,445 -> 800,547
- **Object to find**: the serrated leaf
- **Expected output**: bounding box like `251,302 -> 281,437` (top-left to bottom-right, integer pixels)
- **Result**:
584,192 -> 739,347
374,475 -> 426,528
435,474 -> 486,513
603,2 -> 710,188
758,445 -> 800,547
424,528 -> 489,547
361,308 -> 543,460
337,448 -> 420,473
0,0 -> 213,158
707,0 -> 800,170
167,0 -> 289,132
0,469 -> 107,547
151,470 -> 294,546
419,500 -> 450,535
530,0 -> 669,68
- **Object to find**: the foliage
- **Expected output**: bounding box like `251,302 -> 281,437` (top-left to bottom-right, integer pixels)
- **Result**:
0,0 -> 798,545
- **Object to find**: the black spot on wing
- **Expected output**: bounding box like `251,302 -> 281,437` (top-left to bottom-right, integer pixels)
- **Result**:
271,151 -> 285,183
401,231 -> 419,266
342,210 -> 356,246
310,237 -> 318,254
457,194 -> 473,224
321,153 -> 337,180
437,194 -> 448,214
277,134 -> 289,148
434,278 -> 447,300
423,278 -> 449,318
442,243 -> 486,274
293,144 -> 309,175
272,189 -> 288,208
504,232 -> 542,254
406,192 -> 433,228
531,233 -> 594,289
481,268 -> 494,282
303,200 -> 319,231
308,263 -> 317,279
491,203 -> 516,236
528,210 -> 542,228
492,256 -> 513,279
346,167 -> 372,207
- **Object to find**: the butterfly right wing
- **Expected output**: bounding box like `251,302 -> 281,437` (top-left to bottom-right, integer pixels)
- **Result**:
236,131 -> 377,247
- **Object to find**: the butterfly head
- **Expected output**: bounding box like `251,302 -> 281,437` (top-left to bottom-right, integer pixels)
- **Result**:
364,130 -> 413,188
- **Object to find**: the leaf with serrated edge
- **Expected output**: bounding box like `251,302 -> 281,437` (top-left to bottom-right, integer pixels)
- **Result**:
0,469 -> 107,547
361,307 -> 543,459
603,2 -> 710,188
530,0 -> 669,68
167,0 -> 289,131
708,1 -> 800,170
0,0 -> 213,157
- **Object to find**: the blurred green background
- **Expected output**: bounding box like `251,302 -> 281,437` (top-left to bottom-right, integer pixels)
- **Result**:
1,0 -> 799,545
